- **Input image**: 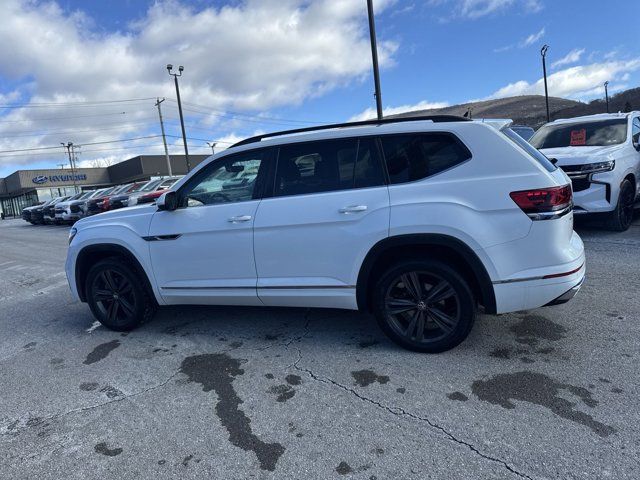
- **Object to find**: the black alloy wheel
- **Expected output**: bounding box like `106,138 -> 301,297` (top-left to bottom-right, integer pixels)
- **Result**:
374,260 -> 476,353
86,259 -> 156,331
606,179 -> 636,231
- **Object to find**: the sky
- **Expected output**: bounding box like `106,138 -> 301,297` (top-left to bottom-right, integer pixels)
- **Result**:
0,0 -> 638,177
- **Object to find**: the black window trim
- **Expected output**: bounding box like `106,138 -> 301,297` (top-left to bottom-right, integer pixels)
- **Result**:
376,131 -> 473,186
175,146 -> 274,208
264,135 -> 389,199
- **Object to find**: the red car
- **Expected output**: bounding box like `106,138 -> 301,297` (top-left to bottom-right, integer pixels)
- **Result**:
136,189 -> 167,205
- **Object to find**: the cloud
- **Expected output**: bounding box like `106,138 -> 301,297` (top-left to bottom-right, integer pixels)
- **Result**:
486,58 -> 640,100
494,27 -> 545,52
551,48 -> 585,69
0,0 -> 399,169
349,100 -> 450,121
429,0 -> 543,20
522,27 -> 545,47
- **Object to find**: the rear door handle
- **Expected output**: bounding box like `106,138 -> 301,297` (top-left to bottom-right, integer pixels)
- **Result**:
339,205 -> 368,214
228,215 -> 252,223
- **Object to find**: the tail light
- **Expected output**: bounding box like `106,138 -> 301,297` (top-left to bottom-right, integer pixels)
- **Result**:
99,198 -> 110,211
510,184 -> 572,220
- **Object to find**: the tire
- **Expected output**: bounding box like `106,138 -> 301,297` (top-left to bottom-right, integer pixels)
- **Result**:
86,258 -> 156,331
372,259 -> 476,353
605,179 -> 635,232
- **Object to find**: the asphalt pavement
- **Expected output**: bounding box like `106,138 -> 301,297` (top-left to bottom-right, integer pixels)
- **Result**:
0,216 -> 639,479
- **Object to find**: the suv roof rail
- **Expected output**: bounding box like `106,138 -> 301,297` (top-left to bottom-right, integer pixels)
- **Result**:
230,114 -> 471,148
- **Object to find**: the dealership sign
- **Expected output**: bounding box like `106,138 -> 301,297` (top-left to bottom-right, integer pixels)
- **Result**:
32,173 -> 87,185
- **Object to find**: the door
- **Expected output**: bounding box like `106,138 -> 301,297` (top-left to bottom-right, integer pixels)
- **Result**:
148,148 -> 270,305
254,137 -> 389,309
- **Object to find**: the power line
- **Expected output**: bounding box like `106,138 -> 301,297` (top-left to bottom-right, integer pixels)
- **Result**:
0,97 -> 158,108
0,111 -> 129,124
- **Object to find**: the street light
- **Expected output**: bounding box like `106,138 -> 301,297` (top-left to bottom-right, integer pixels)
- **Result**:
541,44 -> 550,123
604,81 -> 610,113
366,0 -> 383,121
206,142 -> 217,155
167,64 -> 190,172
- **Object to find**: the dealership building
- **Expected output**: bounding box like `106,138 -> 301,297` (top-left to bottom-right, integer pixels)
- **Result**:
0,154 -> 208,217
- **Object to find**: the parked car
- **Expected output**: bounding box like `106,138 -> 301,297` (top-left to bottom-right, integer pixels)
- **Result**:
84,185 -> 129,216
106,182 -> 149,211
127,177 -> 183,207
31,198 -> 59,224
21,204 -> 42,223
55,190 -> 98,224
42,196 -> 71,224
530,112 -> 640,231
136,178 -> 182,205
66,115 -> 585,353
511,125 -> 535,141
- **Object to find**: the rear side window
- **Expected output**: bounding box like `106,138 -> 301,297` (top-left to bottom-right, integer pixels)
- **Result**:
503,127 -> 557,173
380,133 -> 471,184
274,138 -> 384,197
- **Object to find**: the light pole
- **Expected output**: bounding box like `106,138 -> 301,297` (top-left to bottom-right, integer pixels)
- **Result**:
541,44 -> 550,123
207,142 -> 217,155
604,81 -> 610,113
167,64 -> 190,172
366,0 -> 383,121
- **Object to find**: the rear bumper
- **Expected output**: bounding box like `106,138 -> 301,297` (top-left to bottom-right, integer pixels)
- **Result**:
544,276 -> 585,307
493,260 -> 585,313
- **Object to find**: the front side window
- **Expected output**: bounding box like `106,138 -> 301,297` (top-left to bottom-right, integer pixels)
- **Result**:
530,119 -> 628,149
179,150 -> 266,207
380,133 -> 471,184
274,138 -> 384,197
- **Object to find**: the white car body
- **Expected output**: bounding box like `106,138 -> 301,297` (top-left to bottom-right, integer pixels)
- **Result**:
532,112 -> 640,215
66,117 -> 585,330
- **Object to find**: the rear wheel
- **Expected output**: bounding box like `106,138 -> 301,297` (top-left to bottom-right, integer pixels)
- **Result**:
86,259 -> 156,331
373,260 -> 476,353
605,179 -> 635,231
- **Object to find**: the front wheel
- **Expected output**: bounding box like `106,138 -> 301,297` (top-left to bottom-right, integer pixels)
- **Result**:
86,259 -> 156,331
605,179 -> 635,231
373,260 -> 476,353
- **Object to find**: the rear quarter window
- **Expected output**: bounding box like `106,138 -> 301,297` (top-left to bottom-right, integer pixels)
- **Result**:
380,133 -> 472,184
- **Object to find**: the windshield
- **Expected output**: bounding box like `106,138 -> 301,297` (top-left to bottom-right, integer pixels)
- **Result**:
530,118 -> 628,149
502,127 -> 557,172
140,179 -> 163,192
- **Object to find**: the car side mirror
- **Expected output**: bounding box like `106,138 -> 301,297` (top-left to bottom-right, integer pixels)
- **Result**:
157,191 -> 178,211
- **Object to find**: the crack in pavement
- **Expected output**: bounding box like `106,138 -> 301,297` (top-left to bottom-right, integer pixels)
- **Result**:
1,371 -> 182,437
290,347 -> 533,480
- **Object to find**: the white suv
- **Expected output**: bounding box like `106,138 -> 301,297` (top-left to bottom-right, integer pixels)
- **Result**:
530,112 -> 640,231
65,116 -> 585,352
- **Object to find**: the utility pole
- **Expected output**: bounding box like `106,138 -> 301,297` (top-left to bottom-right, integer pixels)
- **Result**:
541,45 -> 550,123
604,81 -> 610,113
366,0 -> 383,121
207,142 -> 217,155
167,64 -> 190,172
61,142 -> 78,193
155,97 -> 173,177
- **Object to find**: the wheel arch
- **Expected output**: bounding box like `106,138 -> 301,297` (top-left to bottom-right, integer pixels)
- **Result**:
75,243 -> 155,303
356,234 -> 496,314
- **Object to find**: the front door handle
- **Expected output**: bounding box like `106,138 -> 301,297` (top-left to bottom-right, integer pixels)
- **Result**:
339,205 -> 368,214
228,215 -> 252,223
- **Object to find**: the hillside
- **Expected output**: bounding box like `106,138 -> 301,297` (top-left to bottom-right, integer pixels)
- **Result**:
390,87 -> 640,128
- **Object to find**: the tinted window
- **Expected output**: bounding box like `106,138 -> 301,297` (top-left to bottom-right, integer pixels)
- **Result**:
632,118 -> 640,145
530,119 -> 628,149
380,133 -> 471,184
503,127 -> 557,173
180,150 -> 267,207
274,138 -> 383,197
